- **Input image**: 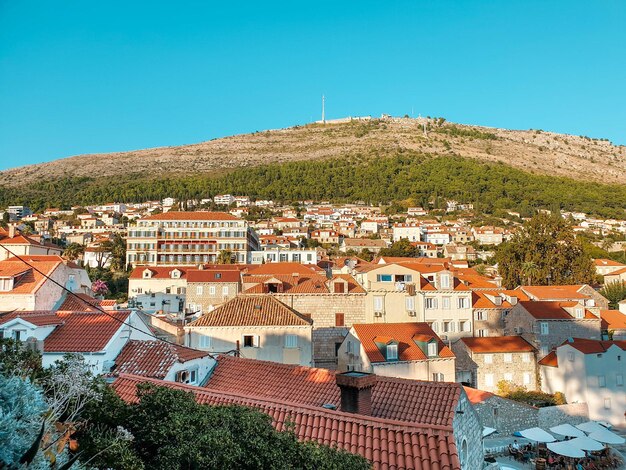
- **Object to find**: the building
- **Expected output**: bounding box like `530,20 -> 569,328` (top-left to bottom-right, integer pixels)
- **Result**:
0,226 -> 63,261
113,339 -> 214,385
515,284 -> 609,310
594,258 -> 626,276
184,296 -> 314,366
128,266 -> 188,315
0,309 -> 153,373
338,322 -> 455,382
0,255 -> 91,311
340,238 -> 388,254
6,205 -> 32,220
539,338 -> 626,427
247,248 -> 318,265
185,265 -> 243,313
240,263 -> 366,368
213,194 -> 235,206
504,301 -> 602,358
602,307 -> 626,340
444,243 -> 477,262
471,226 -> 505,245
392,223 -> 421,242
472,290 -> 525,337
126,211 -> 259,267
452,336 -> 538,392
112,354 -> 483,469
310,229 -> 340,244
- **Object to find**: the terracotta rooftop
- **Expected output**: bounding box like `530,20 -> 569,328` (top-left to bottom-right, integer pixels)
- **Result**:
352,323 -> 455,363
518,301 -> 597,320
129,266 -> 188,279
0,258 -> 61,295
113,340 -> 210,379
343,238 -> 388,248
246,262 -> 324,276
462,386 -> 495,405
594,259 -> 626,267
112,373 -> 461,470
187,296 -> 312,327
187,269 -> 241,283
538,351 -> 558,367
56,293 -> 103,312
518,285 -> 588,300
142,211 -> 239,221
600,309 -> 626,330
560,337 -> 626,355
0,310 -> 64,327
460,336 -> 536,354
205,356 -> 461,427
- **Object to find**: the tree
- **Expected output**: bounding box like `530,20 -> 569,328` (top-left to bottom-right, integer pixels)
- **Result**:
77,384 -> 370,470
62,243 -> 85,262
0,338 -> 47,382
496,213 -> 595,289
599,281 -> 626,309
216,250 -> 235,264
378,238 -> 418,258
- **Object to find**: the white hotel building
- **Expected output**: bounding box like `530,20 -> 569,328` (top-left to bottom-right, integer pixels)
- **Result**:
126,212 -> 259,267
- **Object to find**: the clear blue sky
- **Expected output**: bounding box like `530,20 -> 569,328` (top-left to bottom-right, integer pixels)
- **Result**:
1,1 -> 625,171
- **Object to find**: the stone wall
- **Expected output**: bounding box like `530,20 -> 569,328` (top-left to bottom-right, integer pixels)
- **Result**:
186,281 -> 239,312
453,391 -> 484,469
537,403 -> 589,429
473,308 -> 506,337
473,395 -> 538,436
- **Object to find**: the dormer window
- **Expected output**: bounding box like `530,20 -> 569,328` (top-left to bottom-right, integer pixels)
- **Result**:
0,277 -> 15,292
427,342 -> 438,357
440,274 -> 450,289
171,269 -> 181,279
215,273 -> 222,279
142,269 -> 152,279
575,308 -> 583,319
386,344 -> 398,361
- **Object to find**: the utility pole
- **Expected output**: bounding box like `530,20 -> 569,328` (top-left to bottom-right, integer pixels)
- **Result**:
322,94 -> 326,124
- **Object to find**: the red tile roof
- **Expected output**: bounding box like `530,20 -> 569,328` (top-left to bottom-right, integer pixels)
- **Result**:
518,301 -> 597,320
246,262 -> 324,276
187,296 -> 312,327
43,311 -> 131,352
538,351 -> 558,367
113,340 -> 210,379
0,258 -> 61,295
205,356 -> 461,427
142,211 -> 239,221
561,338 -> 626,354
519,285 -> 588,300
129,266 -> 188,279
112,373 -> 461,470
186,269 -> 241,283
352,323 -> 455,363
0,310 -> 64,327
460,336 -> 536,354
242,271 -> 365,295
462,386 -> 495,405
56,293 -> 102,312
600,309 -> 626,330
594,259 -> 626,267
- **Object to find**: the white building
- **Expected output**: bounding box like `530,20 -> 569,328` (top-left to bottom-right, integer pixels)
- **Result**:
214,194 -> 235,206
248,249 -> 319,265
392,223 -> 422,242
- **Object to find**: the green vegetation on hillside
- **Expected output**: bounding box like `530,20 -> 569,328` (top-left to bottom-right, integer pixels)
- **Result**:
2,153 -> 625,218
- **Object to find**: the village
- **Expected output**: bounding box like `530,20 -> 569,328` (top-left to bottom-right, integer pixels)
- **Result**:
1,196 -> 625,469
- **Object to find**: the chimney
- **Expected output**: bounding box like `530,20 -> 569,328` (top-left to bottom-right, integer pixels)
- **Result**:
335,371 -> 376,415
8,224 -> 16,238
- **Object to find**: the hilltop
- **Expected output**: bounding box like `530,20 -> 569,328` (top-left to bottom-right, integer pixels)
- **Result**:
2,117 -> 626,186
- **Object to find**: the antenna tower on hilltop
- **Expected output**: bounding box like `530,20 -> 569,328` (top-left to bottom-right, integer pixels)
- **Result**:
321,94 -> 326,124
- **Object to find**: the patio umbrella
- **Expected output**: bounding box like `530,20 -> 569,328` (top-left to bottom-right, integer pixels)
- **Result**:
547,441 -> 586,459
588,428 -> 626,445
518,427 -> 556,443
549,423 -> 586,438
482,427 -> 497,437
567,436 -> 605,451
576,421 -> 608,434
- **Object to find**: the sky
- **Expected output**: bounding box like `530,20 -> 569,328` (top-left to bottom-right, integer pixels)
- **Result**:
1,1 -> 625,171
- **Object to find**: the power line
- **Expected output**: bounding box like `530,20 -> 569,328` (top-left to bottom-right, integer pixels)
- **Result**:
0,242 -> 214,357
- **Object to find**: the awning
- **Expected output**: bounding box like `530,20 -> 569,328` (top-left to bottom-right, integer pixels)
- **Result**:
588,429 -> 625,445
483,427 -> 497,437
576,421 -> 608,434
547,441 -> 586,459
518,427 -> 556,443
567,436 -> 604,452
549,423 -> 586,438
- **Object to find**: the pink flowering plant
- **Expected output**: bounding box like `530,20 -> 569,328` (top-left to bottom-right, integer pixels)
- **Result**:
91,279 -> 109,296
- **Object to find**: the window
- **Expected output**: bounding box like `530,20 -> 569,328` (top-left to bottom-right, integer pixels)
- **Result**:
476,311 -> 485,321
477,329 -> 488,337
442,321 -> 451,333
617,374 -> 623,386
432,372 -> 445,382
503,353 -> 513,363
457,297 -> 469,309
462,321 -> 471,332
425,297 -> 437,309
598,375 -> 606,387
346,341 -> 352,353
522,353 -> 531,363
376,274 -> 392,282
485,374 -> 494,387
504,373 -> 513,382
427,342 -> 438,357
209,286 -> 216,295
373,296 -> 384,312
222,286 -> 229,296
442,297 -> 451,310
604,398 -> 611,409
523,373 -> 531,385
335,342 -> 342,357
484,354 -> 493,364
568,352 -> 575,362
405,296 -> 415,312
335,313 -> 345,327
189,369 -> 197,384
540,346 -> 549,357
196,286 -> 203,295
575,308 -> 583,319
199,335 -> 212,349
243,335 -> 259,348
285,334 -> 298,349
440,274 -> 450,289
540,322 -> 549,335
12,330 -> 25,341
386,344 -> 398,360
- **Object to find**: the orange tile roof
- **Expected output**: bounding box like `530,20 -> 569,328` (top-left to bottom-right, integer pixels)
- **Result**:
0,258 -> 61,295
538,351 -> 558,367
594,259 -> 626,267
519,301 -> 597,320
519,285 -> 588,300
600,309 -> 626,330
352,323 -> 455,363
129,266 -> 188,279
242,272 -> 365,295
460,336 -> 536,354
0,310 -> 64,327
112,373 -> 461,470
462,386 -> 495,405
43,311 -> 131,352
205,356 -> 461,426
606,267 -> 626,276
246,262 -> 324,276
56,293 -> 103,312
142,211 -> 239,220
561,337 -> 626,354
187,269 -> 241,283
187,296 -> 312,327
113,340 -> 210,379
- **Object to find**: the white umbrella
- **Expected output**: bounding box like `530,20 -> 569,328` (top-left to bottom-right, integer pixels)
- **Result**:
549,423 -> 586,438
547,441 -> 586,458
482,427 -> 497,437
518,427 -> 556,443
588,428 -> 626,445
567,436 -> 605,451
576,421 -> 607,434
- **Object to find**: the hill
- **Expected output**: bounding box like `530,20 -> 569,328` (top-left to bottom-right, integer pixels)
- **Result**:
2,117 -> 626,186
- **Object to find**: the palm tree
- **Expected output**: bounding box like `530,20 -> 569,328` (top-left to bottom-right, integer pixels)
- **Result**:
520,261 -> 540,286
63,243 -> 85,261
216,250 -> 235,264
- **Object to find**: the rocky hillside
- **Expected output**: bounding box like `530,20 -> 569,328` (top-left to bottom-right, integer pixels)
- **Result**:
2,117 -> 625,186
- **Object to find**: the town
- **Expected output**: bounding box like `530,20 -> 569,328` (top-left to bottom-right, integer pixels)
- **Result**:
1,195 -> 625,469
